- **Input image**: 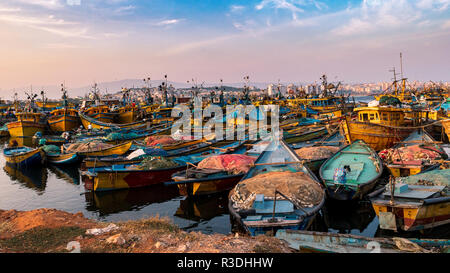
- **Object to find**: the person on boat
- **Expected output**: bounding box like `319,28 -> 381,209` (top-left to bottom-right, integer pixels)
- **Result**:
88,124 -> 93,132
333,165 -> 351,185
10,140 -> 18,147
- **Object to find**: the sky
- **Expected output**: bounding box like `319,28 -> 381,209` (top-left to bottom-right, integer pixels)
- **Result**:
0,0 -> 450,96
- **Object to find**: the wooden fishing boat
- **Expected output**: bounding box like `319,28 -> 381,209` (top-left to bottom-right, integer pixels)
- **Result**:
35,100 -> 61,111
276,229 -> 450,253
81,138 -> 236,170
283,126 -> 328,144
442,119 -> 450,141
65,141 -> 133,158
6,112 -> 46,138
3,146 -> 45,167
47,152 -> 80,165
82,105 -> 117,123
319,140 -> 383,201
383,129 -> 444,177
167,142 -> 254,196
81,141 -> 247,191
228,139 -> 325,236
79,110 -> 151,130
370,169 -> 450,232
117,105 -> 140,124
48,108 -> 80,132
341,106 -> 423,151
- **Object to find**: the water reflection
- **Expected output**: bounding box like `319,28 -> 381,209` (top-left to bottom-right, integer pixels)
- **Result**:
174,192 -> 229,222
321,200 -> 376,236
48,165 -> 80,185
3,164 -> 48,193
84,184 -> 180,216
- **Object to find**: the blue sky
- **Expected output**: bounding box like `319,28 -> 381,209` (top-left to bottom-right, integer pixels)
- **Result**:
0,0 -> 449,91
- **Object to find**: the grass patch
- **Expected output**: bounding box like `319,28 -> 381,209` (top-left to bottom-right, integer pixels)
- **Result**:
253,243 -> 280,253
0,226 -> 86,253
120,216 -> 180,234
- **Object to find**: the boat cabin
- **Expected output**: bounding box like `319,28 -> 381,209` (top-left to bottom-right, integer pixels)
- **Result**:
354,106 -> 405,126
16,112 -> 44,123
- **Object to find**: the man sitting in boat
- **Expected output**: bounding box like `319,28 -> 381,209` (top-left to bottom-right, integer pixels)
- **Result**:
333,165 -> 351,185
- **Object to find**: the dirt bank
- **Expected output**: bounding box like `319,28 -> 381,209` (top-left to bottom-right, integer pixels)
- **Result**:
0,208 -> 293,253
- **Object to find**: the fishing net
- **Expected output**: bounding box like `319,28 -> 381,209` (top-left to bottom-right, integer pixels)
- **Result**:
136,156 -> 180,170
230,171 -> 324,210
104,132 -> 139,141
379,95 -> 401,106
295,146 -> 340,160
396,169 -> 450,188
42,145 -> 61,154
379,145 -> 443,165
197,154 -> 257,175
65,141 -> 114,153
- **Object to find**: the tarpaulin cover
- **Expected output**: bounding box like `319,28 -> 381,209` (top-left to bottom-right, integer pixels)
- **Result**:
197,154 -> 256,175
145,135 -> 178,146
230,171 -> 324,210
396,169 -> 450,188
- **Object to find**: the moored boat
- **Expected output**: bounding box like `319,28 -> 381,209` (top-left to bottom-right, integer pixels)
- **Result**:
6,112 -> 46,138
370,169 -> 450,232
319,140 -> 383,200
3,146 -> 45,167
228,138 -> 325,236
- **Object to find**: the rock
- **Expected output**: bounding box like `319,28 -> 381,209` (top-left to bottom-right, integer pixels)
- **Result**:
86,224 -> 119,236
235,233 -> 239,238
106,234 -> 126,245
177,245 -> 187,252
155,242 -> 161,249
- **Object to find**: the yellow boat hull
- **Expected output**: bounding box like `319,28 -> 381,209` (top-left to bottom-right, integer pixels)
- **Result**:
442,119 -> 450,140
342,117 -> 413,151
4,148 -> 45,166
48,114 -> 80,132
80,112 -> 149,130
372,200 -> 450,231
7,121 -> 46,138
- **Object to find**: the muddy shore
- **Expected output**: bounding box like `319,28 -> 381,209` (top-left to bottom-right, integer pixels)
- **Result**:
0,208 -> 293,253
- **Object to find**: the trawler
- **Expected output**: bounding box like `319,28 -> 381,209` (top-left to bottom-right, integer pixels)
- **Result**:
47,84 -> 80,133
6,91 -> 46,138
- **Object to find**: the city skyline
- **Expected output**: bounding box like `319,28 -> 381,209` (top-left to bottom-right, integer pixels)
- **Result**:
1,0 -> 449,93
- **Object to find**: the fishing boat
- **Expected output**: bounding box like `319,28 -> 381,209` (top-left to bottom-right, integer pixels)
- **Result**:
370,169 -> 450,232
81,140 -> 247,191
283,126 -> 328,144
442,119 -> 450,141
276,229 -> 450,253
46,152 -> 80,165
47,84 -> 80,132
6,112 -> 46,138
64,141 -> 133,158
79,110 -> 151,130
228,139 -> 325,236
81,138 -> 236,169
341,105 -> 423,151
381,129 -> 444,177
117,105 -> 140,124
3,146 -> 45,167
319,140 -> 383,201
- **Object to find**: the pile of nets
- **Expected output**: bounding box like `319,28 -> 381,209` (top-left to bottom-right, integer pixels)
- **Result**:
295,146 -> 340,160
42,145 -> 61,154
65,141 -> 114,153
104,132 -> 139,141
229,171 -> 324,210
136,156 -> 180,170
144,135 -> 178,146
197,154 -> 257,175
396,169 -> 450,189
379,145 -> 443,165
379,95 -> 401,106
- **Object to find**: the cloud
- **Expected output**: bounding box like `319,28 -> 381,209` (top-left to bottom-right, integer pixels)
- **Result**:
114,5 -> 135,14
154,19 -> 183,26
230,5 -> 245,13
15,0 -> 64,10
